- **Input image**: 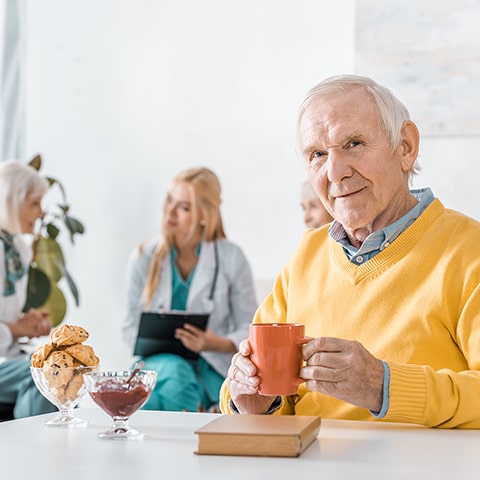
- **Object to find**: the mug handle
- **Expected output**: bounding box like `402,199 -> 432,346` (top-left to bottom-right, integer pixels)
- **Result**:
293,376 -> 305,387
296,335 -> 312,345
292,336 -> 312,388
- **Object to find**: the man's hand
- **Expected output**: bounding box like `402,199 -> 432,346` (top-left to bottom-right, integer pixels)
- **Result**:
301,337 -> 384,412
226,339 -> 277,414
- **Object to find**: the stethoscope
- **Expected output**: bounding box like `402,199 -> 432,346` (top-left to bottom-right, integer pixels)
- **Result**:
158,241 -> 219,315
201,241 -> 219,314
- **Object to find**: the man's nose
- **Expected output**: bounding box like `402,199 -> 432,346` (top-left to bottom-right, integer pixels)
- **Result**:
326,150 -> 353,183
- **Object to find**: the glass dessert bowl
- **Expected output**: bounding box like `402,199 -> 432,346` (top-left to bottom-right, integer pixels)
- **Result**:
30,365 -> 97,427
84,369 -> 157,440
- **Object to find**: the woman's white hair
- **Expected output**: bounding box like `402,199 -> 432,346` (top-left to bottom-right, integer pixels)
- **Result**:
0,160 -> 49,234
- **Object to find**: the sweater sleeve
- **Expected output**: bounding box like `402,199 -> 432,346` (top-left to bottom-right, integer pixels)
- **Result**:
385,279 -> 480,428
385,363 -> 480,428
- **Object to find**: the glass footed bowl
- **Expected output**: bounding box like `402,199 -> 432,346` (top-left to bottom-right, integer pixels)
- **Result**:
84,369 -> 157,440
30,365 -> 98,428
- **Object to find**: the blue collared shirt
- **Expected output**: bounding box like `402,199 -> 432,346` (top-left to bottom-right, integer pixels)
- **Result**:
328,187 -> 435,417
329,188 -> 435,265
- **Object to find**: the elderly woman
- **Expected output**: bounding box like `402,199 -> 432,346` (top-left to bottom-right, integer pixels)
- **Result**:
0,160 -> 56,419
123,166 -> 258,412
300,180 -> 333,229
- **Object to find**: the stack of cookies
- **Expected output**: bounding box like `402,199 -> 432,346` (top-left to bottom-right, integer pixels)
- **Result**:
31,324 -> 100,403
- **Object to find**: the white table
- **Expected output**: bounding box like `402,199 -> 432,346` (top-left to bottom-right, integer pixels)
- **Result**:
1,408 -> 479,479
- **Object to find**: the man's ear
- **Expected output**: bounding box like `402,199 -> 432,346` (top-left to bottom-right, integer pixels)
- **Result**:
398,120 -> 420,172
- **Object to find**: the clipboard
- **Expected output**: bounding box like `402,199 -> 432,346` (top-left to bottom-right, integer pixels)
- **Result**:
133,311 -> 209,360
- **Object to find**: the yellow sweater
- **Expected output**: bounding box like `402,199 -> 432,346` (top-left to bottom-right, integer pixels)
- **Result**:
220,199 -> 480,428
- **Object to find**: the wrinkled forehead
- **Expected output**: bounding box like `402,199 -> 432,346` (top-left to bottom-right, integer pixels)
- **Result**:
302,87 -> 377,125
299,90 -> 382,149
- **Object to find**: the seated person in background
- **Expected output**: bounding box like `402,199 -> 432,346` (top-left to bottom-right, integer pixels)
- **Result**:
220,74 -> 480,428
300,180 -> 333,228
123,166 -> 258,412
0,160 -> 56,418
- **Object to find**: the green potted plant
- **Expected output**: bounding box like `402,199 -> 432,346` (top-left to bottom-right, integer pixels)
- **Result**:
23,154 -> 85,326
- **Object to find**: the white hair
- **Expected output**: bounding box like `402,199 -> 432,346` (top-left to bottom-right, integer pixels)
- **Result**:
296,74 -> 419,177
0,160 -> 49,234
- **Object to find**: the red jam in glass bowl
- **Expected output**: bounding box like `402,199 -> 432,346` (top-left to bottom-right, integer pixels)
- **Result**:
89,381 -> 151,417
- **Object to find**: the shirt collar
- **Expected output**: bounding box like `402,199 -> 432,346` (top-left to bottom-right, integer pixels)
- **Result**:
329,187 -> 435,258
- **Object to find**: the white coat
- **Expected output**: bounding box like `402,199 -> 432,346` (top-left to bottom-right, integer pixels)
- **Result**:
123,238 -> 258,377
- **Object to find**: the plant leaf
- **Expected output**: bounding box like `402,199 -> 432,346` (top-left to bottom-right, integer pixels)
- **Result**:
33,237 -> 65,283
46,176 -> 67,201
46,223 -> 60,240
29,155 -> 42,171
64,216 -> 85,242
26,154 -> 85,320
55,259 -> 79,306
39,283 -> 67,327
58,203 -> 70,215
23,266 -> 51,311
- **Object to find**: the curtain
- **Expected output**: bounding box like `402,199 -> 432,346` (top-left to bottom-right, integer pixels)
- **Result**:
0,0 -> 25,162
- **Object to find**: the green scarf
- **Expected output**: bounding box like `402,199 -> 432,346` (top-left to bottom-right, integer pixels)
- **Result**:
0,229 -> 26,296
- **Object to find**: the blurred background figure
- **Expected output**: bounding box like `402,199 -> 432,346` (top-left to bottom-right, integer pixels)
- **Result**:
123,166 -> 257,412
0,160 -> 56,420
300,180 -> 333,228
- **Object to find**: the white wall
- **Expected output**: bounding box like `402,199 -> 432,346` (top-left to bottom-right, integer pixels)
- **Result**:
24,1 -> 480,371
412,137 -> 480,220
24,0 -> 355,369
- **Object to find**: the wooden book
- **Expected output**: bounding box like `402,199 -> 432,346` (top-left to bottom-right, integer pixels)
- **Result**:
194,414 -> 321,457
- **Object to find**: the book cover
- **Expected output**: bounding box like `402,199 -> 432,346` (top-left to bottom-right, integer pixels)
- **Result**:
194,414 -> 321,457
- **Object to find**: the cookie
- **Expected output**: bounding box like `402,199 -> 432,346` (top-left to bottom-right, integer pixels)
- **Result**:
50,324 -> 89,347
43,366 -> 74,391
64,344 -> 100,367
32,324 -> 98,400
31,343 -> 54,368
44,350 -> 75,369
64,369 -> 85,399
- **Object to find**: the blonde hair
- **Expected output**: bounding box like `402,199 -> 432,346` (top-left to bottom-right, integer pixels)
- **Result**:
0,160 -> 49,234
142,167 -> 226,306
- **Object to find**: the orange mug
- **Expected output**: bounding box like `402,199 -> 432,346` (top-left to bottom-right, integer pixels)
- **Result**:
249,323 -> 309,396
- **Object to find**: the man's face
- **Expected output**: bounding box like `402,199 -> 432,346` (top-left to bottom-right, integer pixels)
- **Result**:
298,88 -> 414,241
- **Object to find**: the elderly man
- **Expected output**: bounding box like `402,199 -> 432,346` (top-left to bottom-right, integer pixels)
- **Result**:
220,74 -> 480,428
